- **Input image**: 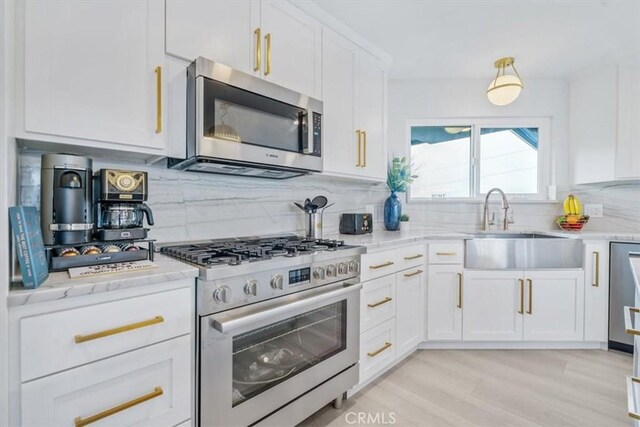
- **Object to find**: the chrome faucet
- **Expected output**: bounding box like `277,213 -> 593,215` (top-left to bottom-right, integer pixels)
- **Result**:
482,188 -> 512,230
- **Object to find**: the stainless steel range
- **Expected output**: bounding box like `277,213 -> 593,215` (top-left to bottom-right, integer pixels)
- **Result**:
160,235 -> 363,427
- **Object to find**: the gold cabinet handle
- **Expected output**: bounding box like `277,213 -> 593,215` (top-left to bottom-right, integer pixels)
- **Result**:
457,272 -> 463,308
436,252 -> 457,256
367,296 -> 392,308
264,33 -> 272,76
362,130 -> 367,167
369,261 -> 394,270
74,386 -> 163,427
74,316 -> 164,344
518,279 -> 524,314
404,269 -> 423,278
526,279 -> 533,314
254,28 -> 261,72
404,254 -> 424,260
625,306 -> 640,335
593,251 -> 600,287
627,376 -> 640,420
367,342 -> 392,357
154,66 -> 162,133
356,130 -> 362,167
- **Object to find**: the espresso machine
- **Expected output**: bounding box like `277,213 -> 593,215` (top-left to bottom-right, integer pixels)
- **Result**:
94,169 -> 154,241
40,154 -> 94,245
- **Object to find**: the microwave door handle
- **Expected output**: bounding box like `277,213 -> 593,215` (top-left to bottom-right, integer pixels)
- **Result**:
210,282 -> 361,334
301,111 -> 313,154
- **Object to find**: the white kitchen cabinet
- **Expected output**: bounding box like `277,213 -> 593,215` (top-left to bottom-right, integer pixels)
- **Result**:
569,56 -> 640,184
165,0 -> 260,75
523,270 -> 585,341
584,241 -> 610,342
395,267 -> 425,356
21,0 -> 166,154
22,336 -> 191,427
360,275 -> 396,332
462,270 -> 524,341
322,29 -> 388,181
615,58 -> 640,180
260,0 -> 322,99
356,49 -> 387,181
359,318 -> 396,384
426,264 -> 463,341
322,27 -> 359,175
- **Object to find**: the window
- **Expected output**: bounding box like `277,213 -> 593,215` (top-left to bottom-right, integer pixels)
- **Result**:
408,119 -> 549,201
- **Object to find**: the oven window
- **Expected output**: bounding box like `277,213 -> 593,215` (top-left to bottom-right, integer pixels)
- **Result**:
202,78 -> 305,153
231,300 -> 347,407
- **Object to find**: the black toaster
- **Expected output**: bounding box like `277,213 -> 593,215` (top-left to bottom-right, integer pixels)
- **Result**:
339,213 -> 373,235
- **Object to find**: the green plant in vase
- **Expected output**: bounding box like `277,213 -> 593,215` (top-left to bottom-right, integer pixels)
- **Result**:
385,157 -> 416,231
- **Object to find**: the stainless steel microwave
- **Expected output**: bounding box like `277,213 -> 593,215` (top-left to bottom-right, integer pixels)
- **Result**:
168,57 -> 323,179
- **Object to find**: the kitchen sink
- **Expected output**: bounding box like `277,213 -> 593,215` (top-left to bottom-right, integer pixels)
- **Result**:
465,233 -> 583,269
469,232 -> 562,239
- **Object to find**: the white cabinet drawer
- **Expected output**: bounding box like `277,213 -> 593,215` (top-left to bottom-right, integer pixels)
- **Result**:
21,335 -> 191,427
21,287 -> 192,381
360,318 -> 396,384
360,275 -> 396,332
397,244 -> 426,270
360,250 -> 398,281
428,242 -> 464,264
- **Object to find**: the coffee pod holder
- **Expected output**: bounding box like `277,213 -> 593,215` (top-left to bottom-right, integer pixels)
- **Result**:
45,239 -> 155,272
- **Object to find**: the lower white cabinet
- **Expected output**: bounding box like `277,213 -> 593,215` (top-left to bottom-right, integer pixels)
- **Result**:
523,270 -> 585,341
584,241 -> 610,342
22,335 -> 191,427
359,318 -> 396,382
395,268 -> 424,356
426,264 -> 463,341
462,271 -> 523,341
461,269 -> 585,342
360,275 -> 396,332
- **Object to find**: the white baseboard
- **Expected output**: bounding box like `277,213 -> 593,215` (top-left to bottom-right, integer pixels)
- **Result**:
418,341 -> 608,350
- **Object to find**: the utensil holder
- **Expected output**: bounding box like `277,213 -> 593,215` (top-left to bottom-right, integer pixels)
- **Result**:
306,212 -> 323,239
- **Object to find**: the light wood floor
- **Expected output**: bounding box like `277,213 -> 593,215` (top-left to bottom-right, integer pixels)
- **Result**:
299,349 -> 633,427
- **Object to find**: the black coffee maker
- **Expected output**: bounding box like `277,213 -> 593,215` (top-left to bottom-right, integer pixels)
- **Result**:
94,169 -> 154,241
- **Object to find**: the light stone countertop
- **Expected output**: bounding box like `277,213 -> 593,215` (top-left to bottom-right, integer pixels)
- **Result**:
8,254 -> 199,307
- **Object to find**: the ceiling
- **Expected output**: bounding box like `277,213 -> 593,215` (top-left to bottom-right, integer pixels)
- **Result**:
310,0 -> 640,80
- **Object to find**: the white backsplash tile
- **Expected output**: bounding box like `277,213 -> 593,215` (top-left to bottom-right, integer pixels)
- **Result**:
19,153 -> 640,240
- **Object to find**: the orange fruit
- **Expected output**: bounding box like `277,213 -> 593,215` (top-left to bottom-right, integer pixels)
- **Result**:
566,215 -> 579,224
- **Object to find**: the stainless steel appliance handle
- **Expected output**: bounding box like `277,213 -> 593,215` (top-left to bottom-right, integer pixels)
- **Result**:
302,111 -> 313,154
210,282 -> 362,334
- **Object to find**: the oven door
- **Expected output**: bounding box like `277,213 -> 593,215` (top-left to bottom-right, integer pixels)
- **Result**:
199,281 -> 361,427
195,75 -> 323,172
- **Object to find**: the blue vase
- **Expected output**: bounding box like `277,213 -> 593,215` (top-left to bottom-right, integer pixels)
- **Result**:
384,191 -> 402,231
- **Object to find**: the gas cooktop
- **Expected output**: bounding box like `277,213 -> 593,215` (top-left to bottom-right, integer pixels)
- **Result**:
160,235 -> 352,267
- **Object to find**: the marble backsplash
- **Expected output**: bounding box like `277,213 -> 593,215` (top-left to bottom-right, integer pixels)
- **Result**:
18,153 -> 640,241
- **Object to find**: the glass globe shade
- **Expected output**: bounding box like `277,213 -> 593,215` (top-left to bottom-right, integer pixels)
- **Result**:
486,74 -> 523,106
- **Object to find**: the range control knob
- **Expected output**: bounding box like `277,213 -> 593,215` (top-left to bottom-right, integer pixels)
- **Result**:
244,280 -> 258,296
348,260 -> 360,274
213,286 -> 232,304
326,264 -> 337,278
313,267 -> 326,280
270,274 -> 284,290
338,262 -> 348,275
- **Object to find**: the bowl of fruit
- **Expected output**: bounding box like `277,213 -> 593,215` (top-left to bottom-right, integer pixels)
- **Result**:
557,194 -> 589,231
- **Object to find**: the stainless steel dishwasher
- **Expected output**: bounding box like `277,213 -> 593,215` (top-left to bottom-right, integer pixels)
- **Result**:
609,242 -> 640,353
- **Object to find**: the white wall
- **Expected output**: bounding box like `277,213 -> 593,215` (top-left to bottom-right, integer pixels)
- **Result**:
388,78 -> 570,186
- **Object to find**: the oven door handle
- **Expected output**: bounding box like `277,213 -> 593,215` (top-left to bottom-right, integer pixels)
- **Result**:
210,282 -> 362,334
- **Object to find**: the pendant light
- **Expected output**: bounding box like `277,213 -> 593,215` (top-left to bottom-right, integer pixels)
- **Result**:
486,57 -> 523,106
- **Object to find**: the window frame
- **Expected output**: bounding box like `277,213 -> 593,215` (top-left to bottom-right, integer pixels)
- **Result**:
406,117 -> 552,203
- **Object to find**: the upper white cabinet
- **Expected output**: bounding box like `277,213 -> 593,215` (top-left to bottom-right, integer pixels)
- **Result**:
260,0 -> 322,99
322,28 -> 387,181
166,0 -> 321,99
615,58 -> 640,180
20,0 -> 166,154
165,0 -> 260,75
570,57 -> 640,184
